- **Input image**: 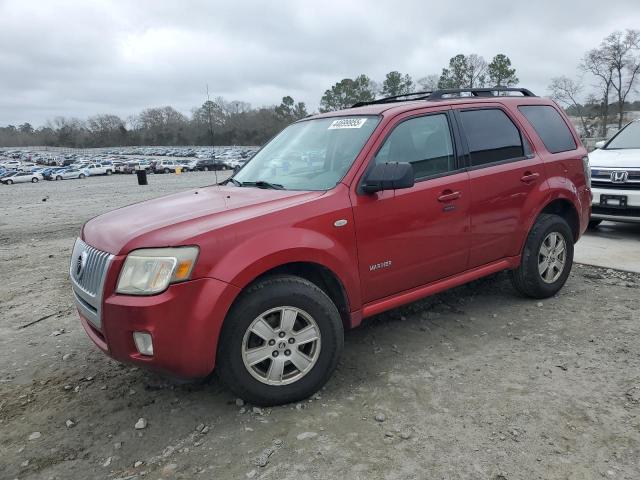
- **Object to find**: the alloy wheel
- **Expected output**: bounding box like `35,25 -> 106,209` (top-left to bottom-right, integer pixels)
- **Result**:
241,306 -> 321,386
538,232 -> 566,284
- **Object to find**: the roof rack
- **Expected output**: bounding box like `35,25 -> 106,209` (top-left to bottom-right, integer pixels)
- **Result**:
351,87 -> 536,108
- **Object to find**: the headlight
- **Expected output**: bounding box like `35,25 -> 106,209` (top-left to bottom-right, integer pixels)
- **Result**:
582,155 -> 591,188
116,246 -> 199,295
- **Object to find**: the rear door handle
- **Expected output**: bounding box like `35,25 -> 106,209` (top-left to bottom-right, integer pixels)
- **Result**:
437,190 -> 462,202
520,172 -> 540,183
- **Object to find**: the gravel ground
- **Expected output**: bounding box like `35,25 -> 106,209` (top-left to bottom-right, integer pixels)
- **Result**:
1,173 -> 639,480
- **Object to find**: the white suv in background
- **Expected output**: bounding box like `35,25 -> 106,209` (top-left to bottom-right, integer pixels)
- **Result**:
589,119 -> 640,226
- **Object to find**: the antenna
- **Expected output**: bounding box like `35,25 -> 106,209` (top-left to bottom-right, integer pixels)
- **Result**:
206,84 -> 218,186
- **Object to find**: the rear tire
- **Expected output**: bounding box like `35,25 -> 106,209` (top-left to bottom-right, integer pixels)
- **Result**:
55,176 -> 62,181
217,275 -> 344,406
106,169 -> 112,175
588,219 -> 602,229
31,177 -> 38,183
164,168 -> 170,174
509,214 -> 574,299
6,179 -> 13,184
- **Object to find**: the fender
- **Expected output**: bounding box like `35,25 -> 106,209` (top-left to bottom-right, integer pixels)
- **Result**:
518,179 -> 583,254
204,227 -> 362,317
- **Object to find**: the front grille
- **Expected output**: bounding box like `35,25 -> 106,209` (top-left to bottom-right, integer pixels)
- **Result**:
592,180 -> 640,190
70,239 -> 112,296
70,238 -> 113,330
592,206 -> 640,217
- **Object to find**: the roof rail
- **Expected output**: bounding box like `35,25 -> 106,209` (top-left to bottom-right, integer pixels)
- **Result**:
428,87 -> 536,99
352,91 -> 433,108
351,87 -> 536,108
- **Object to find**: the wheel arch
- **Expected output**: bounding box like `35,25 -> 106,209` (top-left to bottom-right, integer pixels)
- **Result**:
538,198 -> 580,243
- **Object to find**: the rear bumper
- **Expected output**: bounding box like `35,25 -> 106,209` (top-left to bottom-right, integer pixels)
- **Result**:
591,186 -> 640,222
78,277 -> 240,378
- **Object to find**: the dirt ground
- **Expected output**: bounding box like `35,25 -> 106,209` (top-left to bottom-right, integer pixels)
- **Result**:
1,173 -> 639,480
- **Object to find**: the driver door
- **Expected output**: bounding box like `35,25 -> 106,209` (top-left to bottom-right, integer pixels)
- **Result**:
350,108 -> 471,303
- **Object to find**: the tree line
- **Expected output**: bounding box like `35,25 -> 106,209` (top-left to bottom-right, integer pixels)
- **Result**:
0,52 -> 521,148
6,40 -> 634,148
548,29 -> 640,137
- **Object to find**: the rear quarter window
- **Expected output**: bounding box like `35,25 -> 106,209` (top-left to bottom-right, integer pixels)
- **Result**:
518,105 -> 577,153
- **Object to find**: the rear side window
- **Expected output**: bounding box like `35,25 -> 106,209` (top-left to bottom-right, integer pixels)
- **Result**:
459,109 -> 524,166
374,113 -> 455,180
518,105 -> 576,153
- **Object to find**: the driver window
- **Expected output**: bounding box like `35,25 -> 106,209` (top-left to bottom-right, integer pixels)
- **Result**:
375,114 -> 455,180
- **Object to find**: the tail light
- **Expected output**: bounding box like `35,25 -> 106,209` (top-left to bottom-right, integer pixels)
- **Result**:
582,155 -> 591,188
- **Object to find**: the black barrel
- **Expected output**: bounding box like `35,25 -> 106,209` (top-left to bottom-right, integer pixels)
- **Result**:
136,169 -> 148,185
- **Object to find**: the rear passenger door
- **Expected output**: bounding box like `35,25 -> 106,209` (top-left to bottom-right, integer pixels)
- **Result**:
455,105 -> 545,268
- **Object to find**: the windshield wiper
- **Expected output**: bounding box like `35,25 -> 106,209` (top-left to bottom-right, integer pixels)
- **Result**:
225,177 -> 242,186
241,180 -> 284,190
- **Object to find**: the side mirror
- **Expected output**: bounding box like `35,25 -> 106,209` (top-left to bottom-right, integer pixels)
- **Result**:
594,140 -> 606,149
362,162 -> 414,194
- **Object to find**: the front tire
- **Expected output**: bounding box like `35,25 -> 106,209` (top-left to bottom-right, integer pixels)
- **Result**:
31,177 -> 38,183
217,275 -> 344,406
79,173 -> 85,179
55,176 -> 62,181
509,214 -> 574,299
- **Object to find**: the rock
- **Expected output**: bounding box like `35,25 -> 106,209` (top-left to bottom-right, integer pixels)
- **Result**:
273,438 -> 283,446
134,461 -> 143,468
235,398 -> 245,407
536,302 -> 543,307
65,419 -> 75,428
28,431 -> 41,441
62,353 -> 72,360
201,426 -> 210,434
134,418 -> 147,430
374,413 -> 386,422
239,407 -> 247,414
21,460 -> 29,467
400,430 -> 412,440
384,431 -> 394,437
102,456 -> 112,467
296,431 -> 318,440
252,407 -> 263,415
51,328 -> 65,336
246,470 -> 257,479
161,463 -> 178,476
195,423 -> 205,432
114,441 -> 122,449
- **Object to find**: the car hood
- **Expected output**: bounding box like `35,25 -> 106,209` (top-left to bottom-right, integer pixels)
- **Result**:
82,185 -> 324,255
589,148 -> 640,168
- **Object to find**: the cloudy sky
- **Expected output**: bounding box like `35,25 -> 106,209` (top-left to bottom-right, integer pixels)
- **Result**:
1,0 -> 639,126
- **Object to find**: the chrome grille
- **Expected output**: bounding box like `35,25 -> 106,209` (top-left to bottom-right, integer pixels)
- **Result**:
70,238 -> 113,329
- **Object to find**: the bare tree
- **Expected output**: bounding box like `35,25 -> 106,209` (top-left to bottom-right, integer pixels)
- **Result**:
466,54 -> 488,88
417,74 -> 439,91
604,30 -> 640,129
548,76 -> 590,136
583,30 -> 640,133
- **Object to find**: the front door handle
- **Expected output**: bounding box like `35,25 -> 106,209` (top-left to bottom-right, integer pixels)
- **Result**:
437,190 -> 462,202
520,172 -> 540,183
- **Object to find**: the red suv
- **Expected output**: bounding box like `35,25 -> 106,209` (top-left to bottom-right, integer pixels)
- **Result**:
70,88 -> 591,406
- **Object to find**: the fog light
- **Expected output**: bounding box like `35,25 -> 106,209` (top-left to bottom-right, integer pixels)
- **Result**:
133,332 -> 154,356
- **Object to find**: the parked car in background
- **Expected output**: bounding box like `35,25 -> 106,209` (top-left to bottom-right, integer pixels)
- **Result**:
2,171 -> 43,184
589,119 -> 640,225
194,158 -> 228,171
154,160 -> 177,173
51,168 -> 89,180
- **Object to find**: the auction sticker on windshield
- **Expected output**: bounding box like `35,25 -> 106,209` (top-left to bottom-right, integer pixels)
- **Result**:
328,118 -> 368,129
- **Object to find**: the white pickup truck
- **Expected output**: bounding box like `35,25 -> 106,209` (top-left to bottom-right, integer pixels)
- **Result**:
81,163 -> 114,176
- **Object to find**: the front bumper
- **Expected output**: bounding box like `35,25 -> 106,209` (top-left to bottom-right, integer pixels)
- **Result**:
591,186 -> 640,223
77,276 -> 240,378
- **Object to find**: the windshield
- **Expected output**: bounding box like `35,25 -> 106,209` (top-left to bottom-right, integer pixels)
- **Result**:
606,121 -> 640,149
233,116 -> 380,190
